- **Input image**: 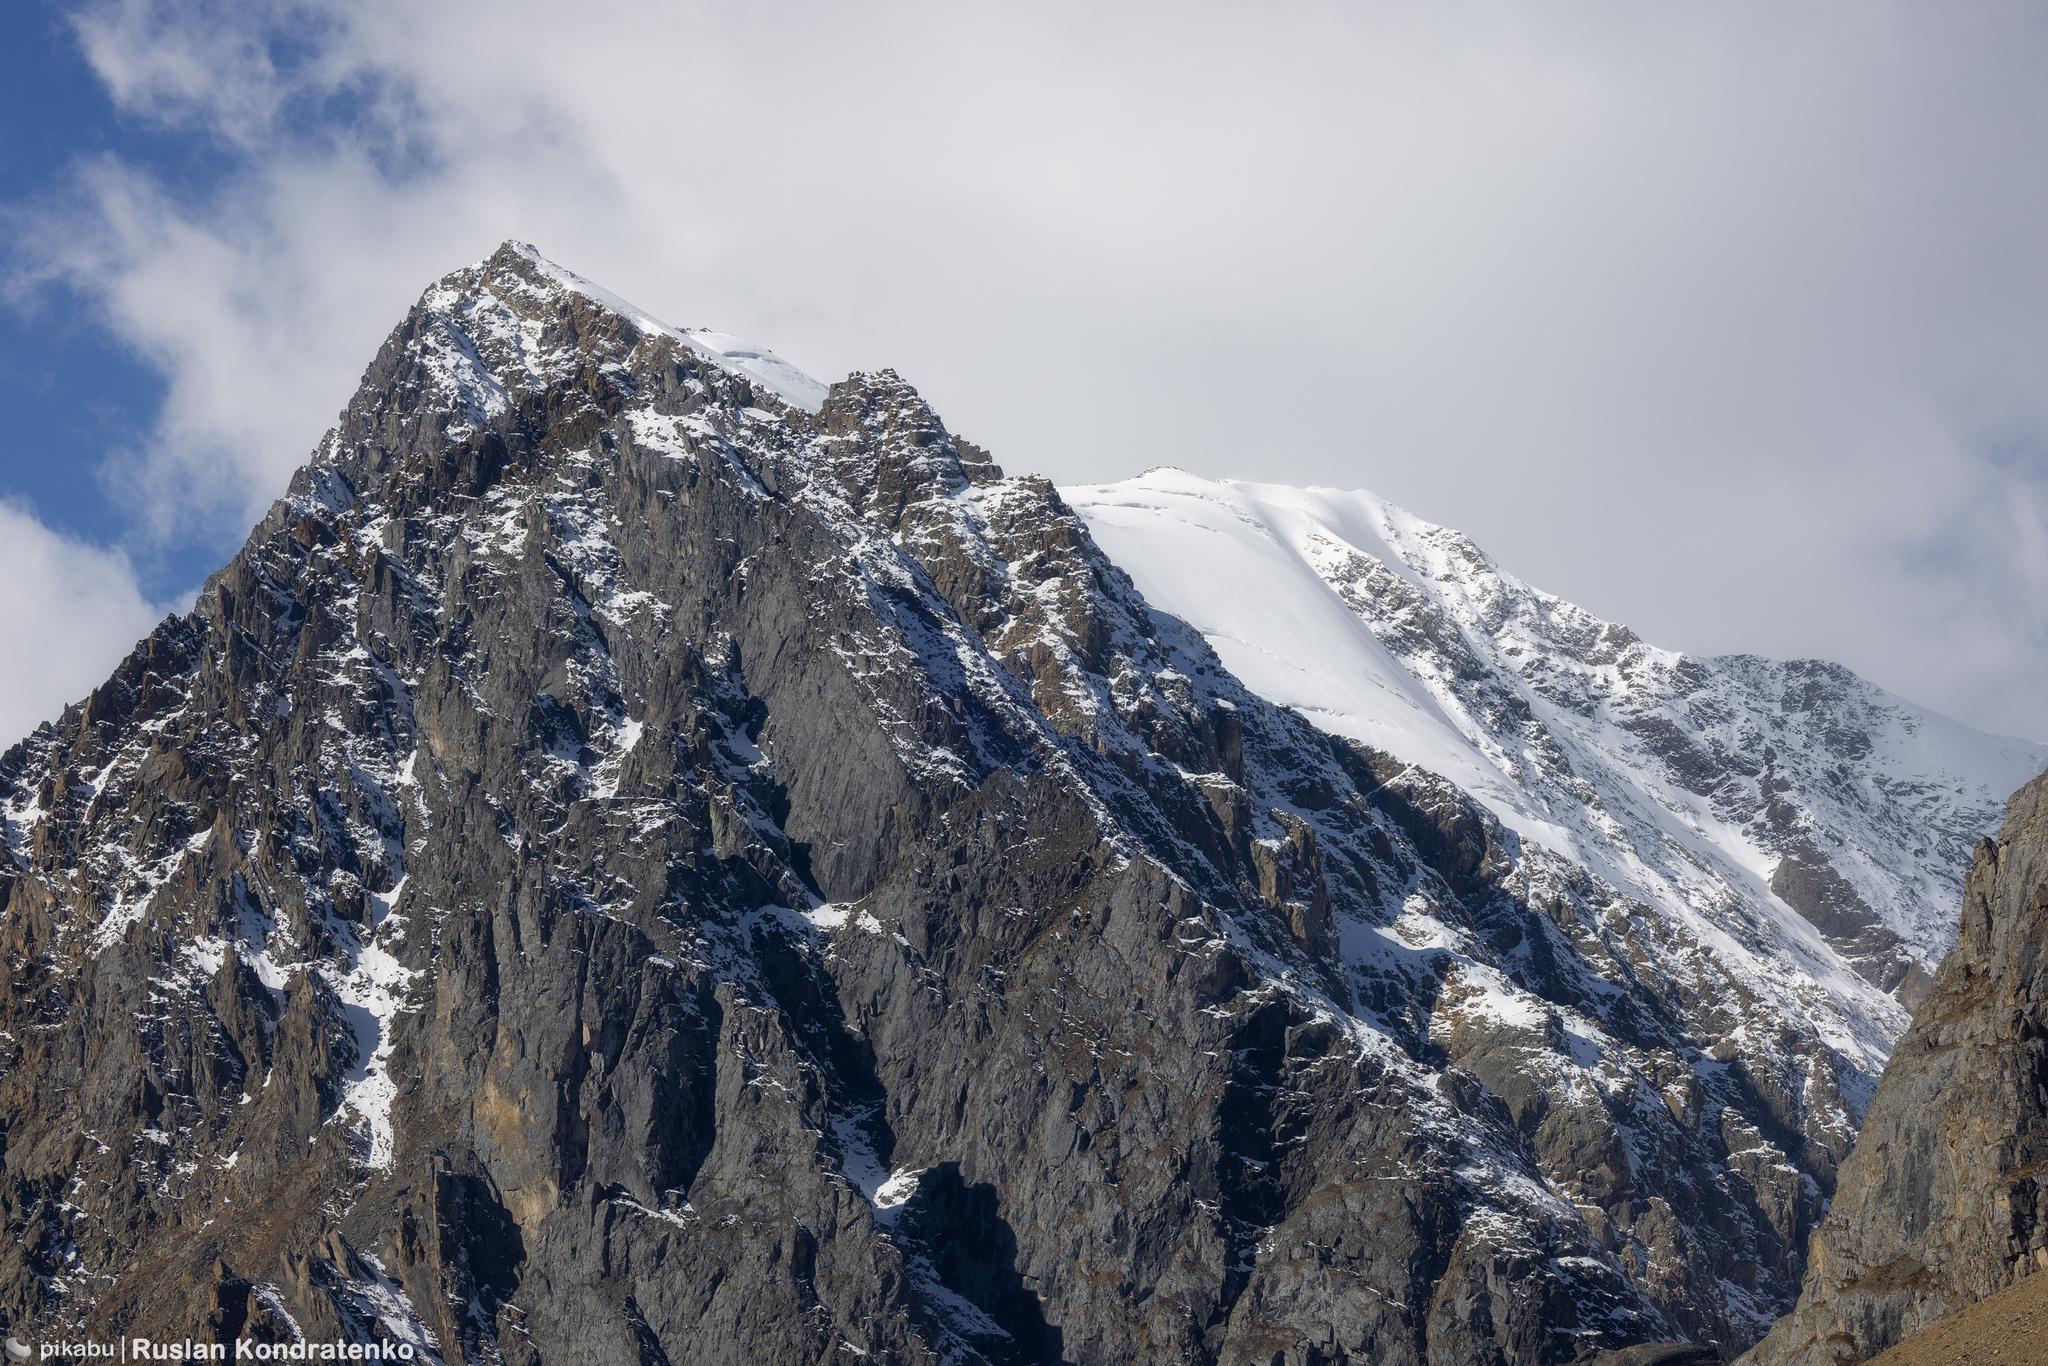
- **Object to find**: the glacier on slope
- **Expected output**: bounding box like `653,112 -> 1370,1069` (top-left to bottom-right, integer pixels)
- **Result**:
1068,469 -> 2047,1069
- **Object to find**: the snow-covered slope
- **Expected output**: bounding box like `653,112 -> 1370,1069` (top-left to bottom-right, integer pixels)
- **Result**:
1070,469 -> 2046,1052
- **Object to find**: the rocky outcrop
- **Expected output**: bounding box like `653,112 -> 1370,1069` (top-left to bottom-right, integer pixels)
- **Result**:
0,243 -> 1951,1364
1740,769 -> 2048,1366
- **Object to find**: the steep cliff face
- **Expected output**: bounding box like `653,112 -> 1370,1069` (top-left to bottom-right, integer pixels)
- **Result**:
0,243 -> 1997,1365
1740,769 -> 2048,1366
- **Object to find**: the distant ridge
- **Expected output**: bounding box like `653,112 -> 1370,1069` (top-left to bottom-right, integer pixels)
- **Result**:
1071,470 -> 2044,1020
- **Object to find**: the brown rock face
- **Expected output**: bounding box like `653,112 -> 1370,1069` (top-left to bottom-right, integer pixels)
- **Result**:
1741,771 -> 2048,1366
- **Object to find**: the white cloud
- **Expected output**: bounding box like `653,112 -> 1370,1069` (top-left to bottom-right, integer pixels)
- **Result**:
0,502 -> 178,747
69,0 -> 298,145
12,0 -> 2048,737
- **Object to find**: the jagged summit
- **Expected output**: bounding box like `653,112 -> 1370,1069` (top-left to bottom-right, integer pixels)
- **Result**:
0,244 -> 2027,1364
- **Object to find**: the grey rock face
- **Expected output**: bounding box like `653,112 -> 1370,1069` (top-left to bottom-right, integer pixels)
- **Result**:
0,243 -> 1903,1363
1739,769 -> 2048,1366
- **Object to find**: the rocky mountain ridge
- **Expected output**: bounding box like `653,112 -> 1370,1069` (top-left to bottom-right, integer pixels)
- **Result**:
0,242 -> 2030,1364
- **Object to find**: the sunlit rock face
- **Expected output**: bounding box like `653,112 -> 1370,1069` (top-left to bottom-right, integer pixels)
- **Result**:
0,243 -> 2033,1364
1741,769 -> 2048,1366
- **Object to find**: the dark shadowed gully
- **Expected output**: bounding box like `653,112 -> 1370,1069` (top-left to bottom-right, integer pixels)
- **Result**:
0,244 -> 1986,1364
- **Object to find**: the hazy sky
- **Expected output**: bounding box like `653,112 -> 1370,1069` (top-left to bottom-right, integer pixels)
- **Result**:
5,1 -> 2048,746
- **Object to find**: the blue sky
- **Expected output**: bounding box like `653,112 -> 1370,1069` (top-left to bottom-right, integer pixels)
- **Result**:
4,0 -> 2048,747
1,6 -> 176,573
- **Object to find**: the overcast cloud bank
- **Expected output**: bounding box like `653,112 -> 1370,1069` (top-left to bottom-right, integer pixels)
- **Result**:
5,0 -> 2048,741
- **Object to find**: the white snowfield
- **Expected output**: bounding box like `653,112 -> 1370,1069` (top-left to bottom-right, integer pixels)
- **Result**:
1068,469 -> 2047,1057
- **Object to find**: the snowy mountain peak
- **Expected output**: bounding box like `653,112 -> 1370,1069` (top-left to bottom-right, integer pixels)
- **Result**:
1068,470 -> 2046,1041
4,247 -> 2039,1360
